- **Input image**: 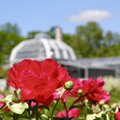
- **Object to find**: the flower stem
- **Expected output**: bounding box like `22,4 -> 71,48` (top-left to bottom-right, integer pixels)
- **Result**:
106,114 -> 110,120
27,101 -> 32,120
50,99 -> 60,120
27,109 -> 31,120
63,102 -> 69,120
35,102 -> 39,120
13,113 -> 19,120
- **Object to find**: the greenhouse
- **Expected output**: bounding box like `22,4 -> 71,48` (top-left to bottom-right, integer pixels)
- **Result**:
9,32 -> 76,65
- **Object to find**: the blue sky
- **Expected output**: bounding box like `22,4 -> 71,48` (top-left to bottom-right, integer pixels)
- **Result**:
0,0 -> 120,36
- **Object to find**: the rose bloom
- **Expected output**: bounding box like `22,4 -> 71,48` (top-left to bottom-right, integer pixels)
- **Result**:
56,108 -> 80,119
73,78 -> 110,104
116,108 -> 120,120
7,59 -> 71,105
0,95 -> 4,107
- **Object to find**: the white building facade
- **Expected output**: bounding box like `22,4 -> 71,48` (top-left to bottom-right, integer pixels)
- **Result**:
10,28 -> 76,65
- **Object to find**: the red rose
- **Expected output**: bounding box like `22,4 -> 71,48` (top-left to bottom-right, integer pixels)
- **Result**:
116,112 -> 120,120
56,108 -> 80,119
0,95 -> 4,107
74,78 -> 110,104
116,108 -> 120,120
84,78 -> 110,103
7,59 -> 71,105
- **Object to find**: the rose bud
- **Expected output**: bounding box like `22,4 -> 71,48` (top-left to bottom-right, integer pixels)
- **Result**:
41,114 -> 48,120
102,104 -> 109,110
84,99 -> 88,104
111,103 -> 117,109
64,81 -> 74,91
78,89 -> 83,96
99,100 -> 105,106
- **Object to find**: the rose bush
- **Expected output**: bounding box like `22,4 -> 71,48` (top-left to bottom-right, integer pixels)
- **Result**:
75,78 -> 110,104
0,59 -> 119,120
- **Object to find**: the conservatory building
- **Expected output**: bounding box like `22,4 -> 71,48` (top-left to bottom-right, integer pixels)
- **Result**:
9,28 -> 76,65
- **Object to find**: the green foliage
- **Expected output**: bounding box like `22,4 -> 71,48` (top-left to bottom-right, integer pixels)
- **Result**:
0,110 -> 13,120
47,26 -> 56,39
0,22 -> 21,35
0,23 -> 25,65
62,22 -> 120,58
104,77 -> 120,103
0,67 -> 8,79
27,31 -> 41,39
110,88 -> 120,103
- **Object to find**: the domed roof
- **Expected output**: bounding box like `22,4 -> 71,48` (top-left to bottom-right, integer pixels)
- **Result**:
10,33 -> 76,64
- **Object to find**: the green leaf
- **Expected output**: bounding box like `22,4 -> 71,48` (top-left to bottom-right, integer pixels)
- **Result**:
8,102 -> 28,114
0,95 -> 13,102
39,105 -> 49,110
92,105 -> 101,113
86,114 -> 96,120
86,111 -> 105,120
95,111 -> 104,118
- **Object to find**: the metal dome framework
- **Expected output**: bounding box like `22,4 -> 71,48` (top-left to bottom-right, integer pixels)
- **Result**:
10,33 -> 76,65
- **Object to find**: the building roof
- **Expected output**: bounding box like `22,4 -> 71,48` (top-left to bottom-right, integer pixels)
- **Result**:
9,33 -> 76,64
59,60 -> 113,70
76,57 -> 120,67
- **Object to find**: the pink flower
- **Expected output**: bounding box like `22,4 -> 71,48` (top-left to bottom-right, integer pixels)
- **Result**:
116,112 -> 120,120
87,89 -> 110,103
116,108 -> 120,120
0,95 -> 9,112
53,88 -> 67,103
74,78 -> 110,104
0,95 -> 4,107
56,108 -> 80,119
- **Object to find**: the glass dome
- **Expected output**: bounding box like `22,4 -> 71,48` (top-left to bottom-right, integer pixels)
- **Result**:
10,33 -> 76,65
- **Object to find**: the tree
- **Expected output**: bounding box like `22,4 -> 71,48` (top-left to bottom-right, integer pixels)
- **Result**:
0,23 -> 24,65
47,26 -> 56,39
76,22 -> 103,48
27,31 -> 41,39
63,34 -> 88,58
75,22 -> 103,57
0,22 -> 21,36
112,33 -> 120,44
104,31 -> 113,47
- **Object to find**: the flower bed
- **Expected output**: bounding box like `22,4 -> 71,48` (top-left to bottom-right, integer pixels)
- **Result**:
0,59 -> 120,120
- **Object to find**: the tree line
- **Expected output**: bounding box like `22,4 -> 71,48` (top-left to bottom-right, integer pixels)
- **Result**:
0,22 -> 120,65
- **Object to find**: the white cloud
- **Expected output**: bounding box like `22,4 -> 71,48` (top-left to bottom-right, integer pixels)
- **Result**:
68,9 -> 111,23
